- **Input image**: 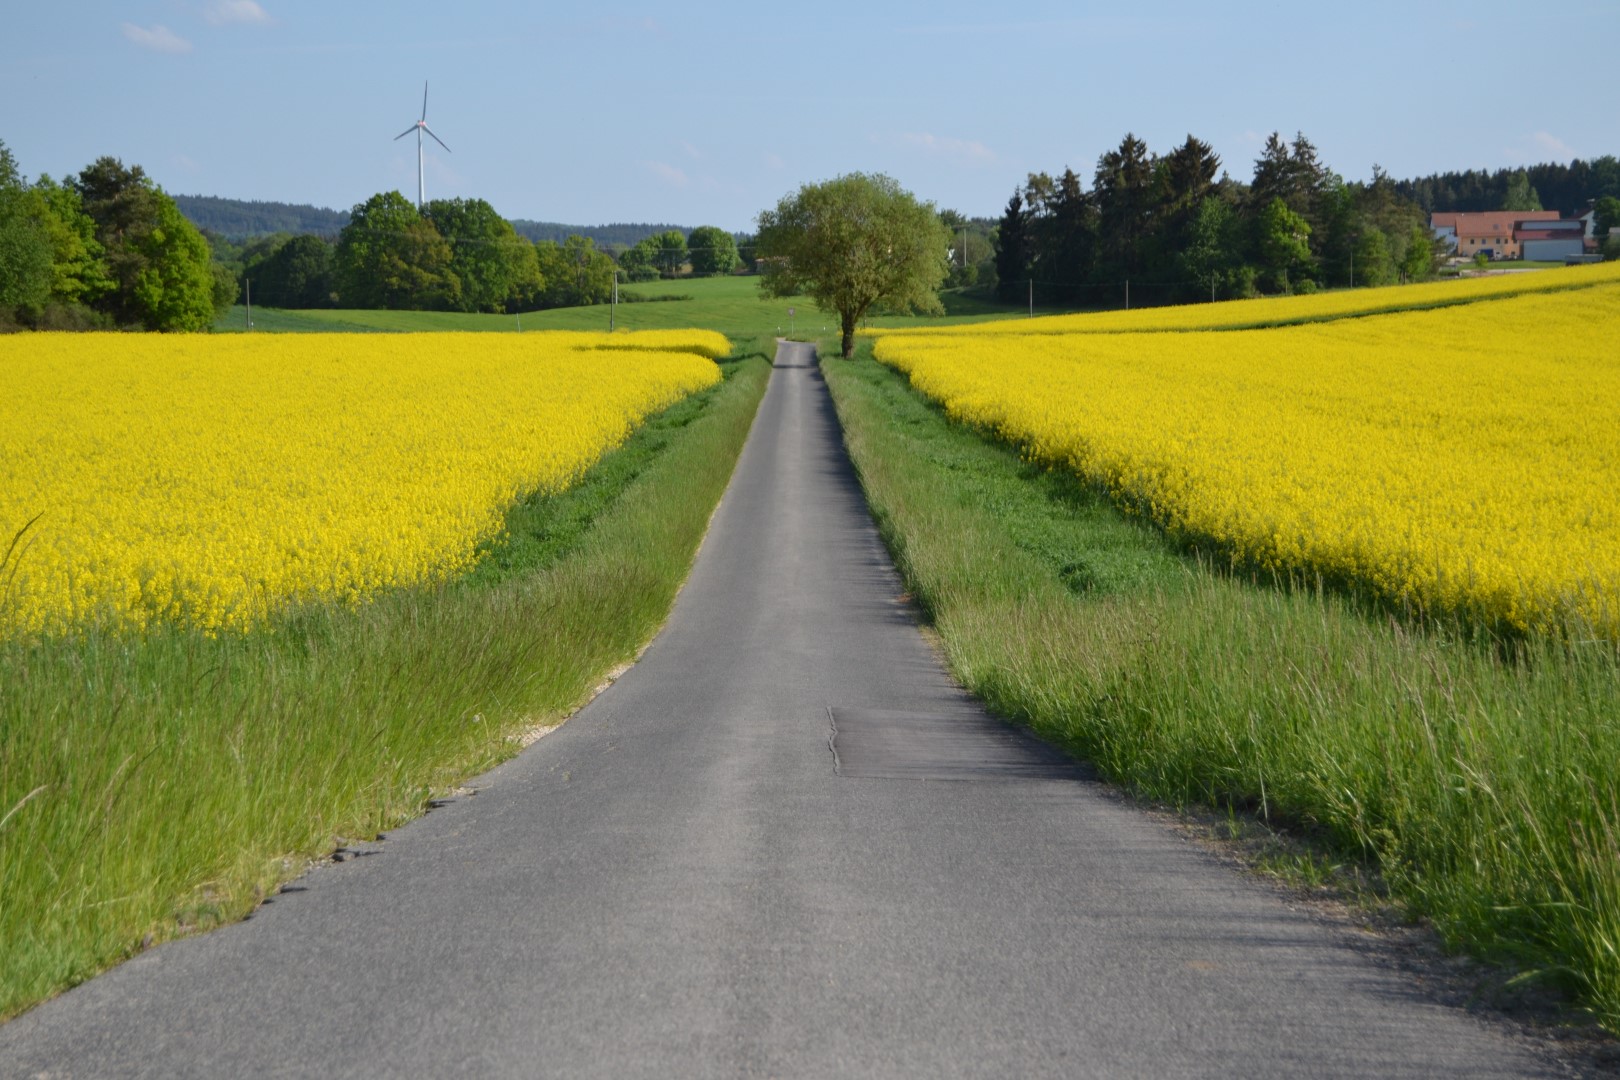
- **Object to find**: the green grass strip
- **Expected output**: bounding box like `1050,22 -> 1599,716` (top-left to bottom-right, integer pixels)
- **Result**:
822,343 -> 1620,1032
0,343 -> 772,1020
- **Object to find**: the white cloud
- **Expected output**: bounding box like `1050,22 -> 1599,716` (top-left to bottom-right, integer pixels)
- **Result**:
1531,131 -> 1575,159
205,1 -> 272,26
123,23 -> 193,53
680,141 -> 703,160
763,152 -> 785,170
897,132 -> 995,164
644,161 -> 689,187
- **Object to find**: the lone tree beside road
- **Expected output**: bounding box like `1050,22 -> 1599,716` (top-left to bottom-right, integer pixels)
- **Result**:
756,173 -> 951,357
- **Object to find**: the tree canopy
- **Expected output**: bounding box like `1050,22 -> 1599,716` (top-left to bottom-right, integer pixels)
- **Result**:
533,235 -> 616,308
619,229 -> 689,279
1258,197 -> 1312,292
993,128 -> 1438,308
0,142 -> 54,321
1396,155 -> 1619,216
252,234 -> 335,309
334,191 -> 459,310
59,156 -> 223,331
686,225 -> 739,276
427,197 -> 541,313
1593,196 -> 1620,238
756,172 -> 951,357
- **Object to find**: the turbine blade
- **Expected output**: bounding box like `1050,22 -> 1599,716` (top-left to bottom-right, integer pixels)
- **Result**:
421,81 -> 429,122
394,125 -> 418,141
423,125 -> 451,153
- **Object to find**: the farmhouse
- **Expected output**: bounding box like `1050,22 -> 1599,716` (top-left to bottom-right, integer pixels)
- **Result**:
1432,210 -> 1560,259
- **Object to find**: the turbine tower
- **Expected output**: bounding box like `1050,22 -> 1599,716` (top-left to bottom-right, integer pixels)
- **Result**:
394,81 -> 450,209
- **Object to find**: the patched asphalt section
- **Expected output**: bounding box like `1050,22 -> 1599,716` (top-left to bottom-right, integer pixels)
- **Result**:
0,342 -> 1571,1078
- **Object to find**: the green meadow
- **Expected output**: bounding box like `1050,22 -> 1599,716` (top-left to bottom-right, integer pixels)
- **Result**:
215,273 -> 1031,337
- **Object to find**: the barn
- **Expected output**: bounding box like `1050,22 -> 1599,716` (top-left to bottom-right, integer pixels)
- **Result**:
1516,220 -> 1586,261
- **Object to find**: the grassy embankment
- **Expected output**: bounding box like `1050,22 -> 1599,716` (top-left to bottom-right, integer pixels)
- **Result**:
0,339 -> 772,1020
822,333 -> 1620,1031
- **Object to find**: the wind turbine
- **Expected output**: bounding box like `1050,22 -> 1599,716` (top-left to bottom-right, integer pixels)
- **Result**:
394,81 -> 450,209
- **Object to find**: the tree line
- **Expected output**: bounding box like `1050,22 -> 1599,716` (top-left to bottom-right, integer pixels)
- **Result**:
995,131 -> 1443,308
1395,156 -> 1620,217
211,194 -> 744,312
1,142 -> 236,331
174,192 -> 703,253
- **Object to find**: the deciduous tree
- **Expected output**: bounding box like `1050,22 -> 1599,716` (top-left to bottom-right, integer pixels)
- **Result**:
686,225 -> 739,276
1594,195 -> 1620,238
28,175 -> 112,319
426,197 -> 535,313
1402,224 -> 1437,281
0,141 -> 53,322
71,157 -> 218,330
756,172 -> 951,358
534,235 -> 615,308
1352,225 -> 1394,287
334,191 -> 459,309
1258,197 -> 1312,293
647,229 -> 688,277
1501,169 -> 1543,212
254,234 -> 333,308
1181,195 -> 1240,299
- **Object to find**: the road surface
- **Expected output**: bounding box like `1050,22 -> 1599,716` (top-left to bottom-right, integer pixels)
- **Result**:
0,342 -> 1565,1077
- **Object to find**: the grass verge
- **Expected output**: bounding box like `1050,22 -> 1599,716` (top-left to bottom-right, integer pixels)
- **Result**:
821,342 -> 1620,1033
0,342 -> 771,1021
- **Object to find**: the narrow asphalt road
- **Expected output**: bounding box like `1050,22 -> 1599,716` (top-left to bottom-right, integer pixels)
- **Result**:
2,343 -> 1567,1077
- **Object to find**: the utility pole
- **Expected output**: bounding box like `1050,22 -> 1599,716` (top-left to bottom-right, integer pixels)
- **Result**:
1028,278 -> 1033,318
610,270 -> 618,331
1349,250 -> 1354,288
244,278 -> 251,331
1125,279 -> 1130,310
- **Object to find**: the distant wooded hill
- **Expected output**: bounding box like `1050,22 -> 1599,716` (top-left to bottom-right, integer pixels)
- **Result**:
173,195 -> 349,238
172,194 -> 689,250
508,221 -> 689,250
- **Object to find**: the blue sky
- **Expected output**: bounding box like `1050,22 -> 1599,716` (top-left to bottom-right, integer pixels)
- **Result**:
4,1 -> 1614,232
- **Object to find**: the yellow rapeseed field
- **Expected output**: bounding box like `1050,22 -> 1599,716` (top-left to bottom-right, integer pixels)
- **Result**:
878,259 -> 1620,336
873,282 -> 1620,638
0,330 -> 728,637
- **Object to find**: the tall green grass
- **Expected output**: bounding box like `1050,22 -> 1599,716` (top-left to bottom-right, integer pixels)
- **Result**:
0,345 -> 771,1020
822,345 -> 1620,1030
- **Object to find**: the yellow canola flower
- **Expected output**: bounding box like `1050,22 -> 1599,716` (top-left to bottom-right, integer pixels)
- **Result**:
874,282 -> 1620,639
874,260 -> 1620,336
0,330 -> 726,637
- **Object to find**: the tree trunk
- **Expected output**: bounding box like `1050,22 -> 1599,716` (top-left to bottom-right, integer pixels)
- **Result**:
840,309 -> 856,358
